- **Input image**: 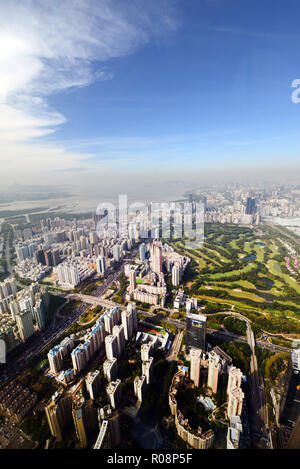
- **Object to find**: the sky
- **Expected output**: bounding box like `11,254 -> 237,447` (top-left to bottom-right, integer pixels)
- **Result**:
1,0 -> 300,197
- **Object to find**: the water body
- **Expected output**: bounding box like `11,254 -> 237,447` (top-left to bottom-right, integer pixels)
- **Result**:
242,254 -> 257,262
255,242 -> 265,246
256,277 -> 274,291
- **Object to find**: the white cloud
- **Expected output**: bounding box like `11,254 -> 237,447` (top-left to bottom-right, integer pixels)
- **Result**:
0,0 -> 177,181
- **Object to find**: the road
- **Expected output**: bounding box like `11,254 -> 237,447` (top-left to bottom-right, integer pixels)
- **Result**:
246,321 -> 270,448
0,301 -> 90,381
166,330 -> 183,362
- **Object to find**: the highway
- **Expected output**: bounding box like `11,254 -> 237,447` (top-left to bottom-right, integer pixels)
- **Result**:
0,301 -> 90,382
166,330 -> 183,362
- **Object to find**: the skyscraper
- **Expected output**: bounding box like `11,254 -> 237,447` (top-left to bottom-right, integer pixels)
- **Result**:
139,243 -> 146,261
129,269 -> 136,290
134,375 -> 146,402
72,401 -> 98,448
44,249 -> 54,267
106,379 -> 121,410
172,263 -> 181,286
190,348 -> 202,387
186,312 -> 207,353
142,356 -> 154,386
48,346 -> 63,374
86,370 -> 102,400
227,387 -> 244,419
227,367 -> 243,395
121,304 -> 137,341
112,324 -> 125,358
207,351 -> 220,394
96,256 -> 106,275
227,366 -> 244,419
16,310 -> 35,342
45,390 -> 72,441
105,335 -> 118,360
151,241 -> 162,273
113,245 -> 120,262
94,406 -> 121,449
245,197 -> 256,215
103,358 -> 118,383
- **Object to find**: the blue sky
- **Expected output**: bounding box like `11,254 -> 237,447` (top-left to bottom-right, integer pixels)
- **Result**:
1,0 -> 300,188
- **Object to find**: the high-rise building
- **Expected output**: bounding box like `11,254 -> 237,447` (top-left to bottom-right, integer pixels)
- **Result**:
57,263 -> 80,287
227,366 -> 244,419
207,351 -> 220,394
44,249 -> 54,267
112,325 -> 125,358
52,249 -> 61,266
190,348 -> 202,387
113,245 -> 120,262
9,299 -> 21,320
121,309 -> 133,342
94,420 -> 110,449
33,299 -> 46,330
96,256 -> 106,275
227,416 -> 243,449
151,242 -> 162,273
19,296 -> 33,313
129,269 -> 136,290
141,343 -> 152,362
47,336 -> 75,374
86,370 -> 102,400
134,375 -> 146,402
227,387 -> 244,419
106,379 -> 121,410
45,390 -> 72,441
142,357 -> 154,386
227,367 -> 243,395
139,243 -> 146,261
186,298 -> 198,313
186,312 -> 207,353
2,278 -> 17,297
72,401 -> 98,448
172,263 -> 181,286
89,232 -> 98,245
16,310 -> 35,342
120,303 -> 137,342
35,249 -> 46,265
105,335 -> 118,360
245,197 -> 256,215
94,406 -> 121,449
103,307 -> 121,334
103,358 -> 118,383
16,245 -> 29,262
71,343 -> 90,374
48,346 -> 63,374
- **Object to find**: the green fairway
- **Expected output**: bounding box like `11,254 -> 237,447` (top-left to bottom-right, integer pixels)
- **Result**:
170,223 -> 300,335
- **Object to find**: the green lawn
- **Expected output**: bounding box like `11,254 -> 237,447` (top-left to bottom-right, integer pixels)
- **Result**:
171,224 -> 300,335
